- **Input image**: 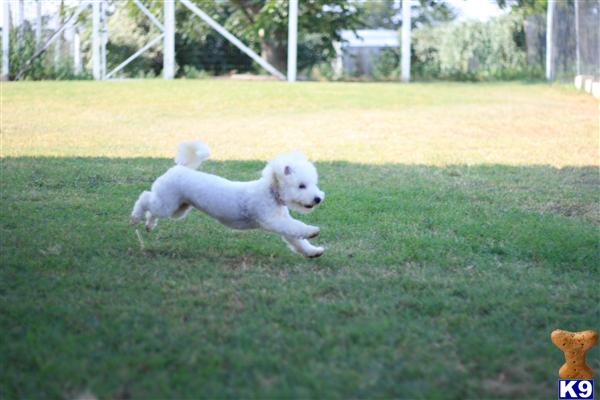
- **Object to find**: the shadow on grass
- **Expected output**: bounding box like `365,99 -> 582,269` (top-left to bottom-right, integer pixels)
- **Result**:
1,157 -> 598,399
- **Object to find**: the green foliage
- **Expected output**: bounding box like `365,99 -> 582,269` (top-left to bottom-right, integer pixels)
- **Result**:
130,0 -> 363,75
102,4 -> 163,78
361,0 -> 456,29
410,24 -> 442,79
232,0 -> 362,73
175,32 -> 254,76
496,0 -> 548,16
181,65 -> 212,79
413,0 -> 457,26
412,13 -> 544,80
371,48 -> 400,80
360,0 -> 397,29
8,24 -> 41,80
297,33 -> 339,74
306,61 -> 336,81
6,22 -> 90,81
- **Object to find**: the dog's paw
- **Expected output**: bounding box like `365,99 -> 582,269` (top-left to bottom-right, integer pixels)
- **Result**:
307,247 -> 324,258
145,220 -> 157,232
130,215 -> 141,225
306,226 -> 320,239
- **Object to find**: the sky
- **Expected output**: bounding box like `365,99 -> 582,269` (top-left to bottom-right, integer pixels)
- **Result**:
0,0 -> 507,29
447,0 -> 506,21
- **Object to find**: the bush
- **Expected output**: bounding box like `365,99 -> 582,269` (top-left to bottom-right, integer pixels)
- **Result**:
6,22 -> 91,81
412,13 -> 543,80
102,5 -> 163,78
371,48 -> 401,80
181,65 -> 212,79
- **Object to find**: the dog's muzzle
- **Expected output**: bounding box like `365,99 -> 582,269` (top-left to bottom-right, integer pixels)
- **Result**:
303,196 -> 322,209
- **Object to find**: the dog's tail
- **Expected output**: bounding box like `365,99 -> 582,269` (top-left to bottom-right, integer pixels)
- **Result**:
175,140 -> 210,170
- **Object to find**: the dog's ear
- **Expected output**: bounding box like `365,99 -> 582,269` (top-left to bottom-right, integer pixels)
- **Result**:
284,166 -> 292,175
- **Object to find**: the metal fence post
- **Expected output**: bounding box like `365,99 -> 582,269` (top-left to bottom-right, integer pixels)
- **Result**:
2,0 -> 10,80
163,0 -> 175,79
401,0 -> 411,82
287,0 -> 298,82
92,0 -> 101,79
545,0 -> 555,80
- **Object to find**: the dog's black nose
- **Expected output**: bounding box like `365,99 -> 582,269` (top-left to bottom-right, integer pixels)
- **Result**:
314,196 -> 321,204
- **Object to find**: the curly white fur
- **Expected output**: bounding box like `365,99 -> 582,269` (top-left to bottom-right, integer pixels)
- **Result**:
131,141 -> 325,258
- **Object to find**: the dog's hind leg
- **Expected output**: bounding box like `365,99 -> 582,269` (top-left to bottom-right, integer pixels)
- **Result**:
145,213 -> 158,231
145,202 -> 189,231
171,203 -> 192,220
143,191 -> 188,230
131,191 -> 152,224
131,191 -> 161,230
282,236 -> 324,258
132,188 -> 189,229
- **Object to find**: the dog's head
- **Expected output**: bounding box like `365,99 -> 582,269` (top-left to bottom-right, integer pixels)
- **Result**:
262,150 -> 324,213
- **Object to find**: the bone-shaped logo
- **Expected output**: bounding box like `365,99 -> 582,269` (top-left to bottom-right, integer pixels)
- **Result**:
551,329 -> 598,379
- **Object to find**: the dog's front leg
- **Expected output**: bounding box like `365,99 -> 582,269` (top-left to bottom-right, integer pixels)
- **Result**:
260,213 -> 319,239
283,236 -> 324,258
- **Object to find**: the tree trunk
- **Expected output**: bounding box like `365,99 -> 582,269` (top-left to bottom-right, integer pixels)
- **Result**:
261,39 -> 286,73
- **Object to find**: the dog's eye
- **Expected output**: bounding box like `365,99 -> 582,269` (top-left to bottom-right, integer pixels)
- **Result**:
299,184 -> 306,189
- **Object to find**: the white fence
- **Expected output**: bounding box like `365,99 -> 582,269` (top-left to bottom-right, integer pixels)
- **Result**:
0,0 -> 299,81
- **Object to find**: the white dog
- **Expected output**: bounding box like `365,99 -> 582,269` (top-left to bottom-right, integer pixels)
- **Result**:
130,141 -> 325,258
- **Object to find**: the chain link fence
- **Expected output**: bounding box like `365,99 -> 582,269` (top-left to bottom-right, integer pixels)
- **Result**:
525,0 -> 600,80
574,0 -> 600,77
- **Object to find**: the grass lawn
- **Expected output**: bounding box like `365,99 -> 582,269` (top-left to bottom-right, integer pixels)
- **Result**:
1,81 -> 599,399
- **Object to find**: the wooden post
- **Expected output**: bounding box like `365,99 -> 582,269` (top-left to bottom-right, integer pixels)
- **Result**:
401,0 -> 411,82
287,0 -> 298,82
2,0 -> 10,80
163,0 -> 175,79
545,0 -> 554,80
92,0 -> 100,79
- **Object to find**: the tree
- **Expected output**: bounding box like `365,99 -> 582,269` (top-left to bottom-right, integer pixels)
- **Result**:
495,0 -> 548,16
361,0 -> 456,30
131,0 -> 362,74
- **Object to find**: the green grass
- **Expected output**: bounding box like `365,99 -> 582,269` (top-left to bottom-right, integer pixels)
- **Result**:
1,81 -> 599,399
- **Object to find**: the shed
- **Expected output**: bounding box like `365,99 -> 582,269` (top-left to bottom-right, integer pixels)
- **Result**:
334,29 -> 400,77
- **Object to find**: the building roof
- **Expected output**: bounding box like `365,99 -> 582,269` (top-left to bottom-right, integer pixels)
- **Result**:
339,29 -> 400,48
